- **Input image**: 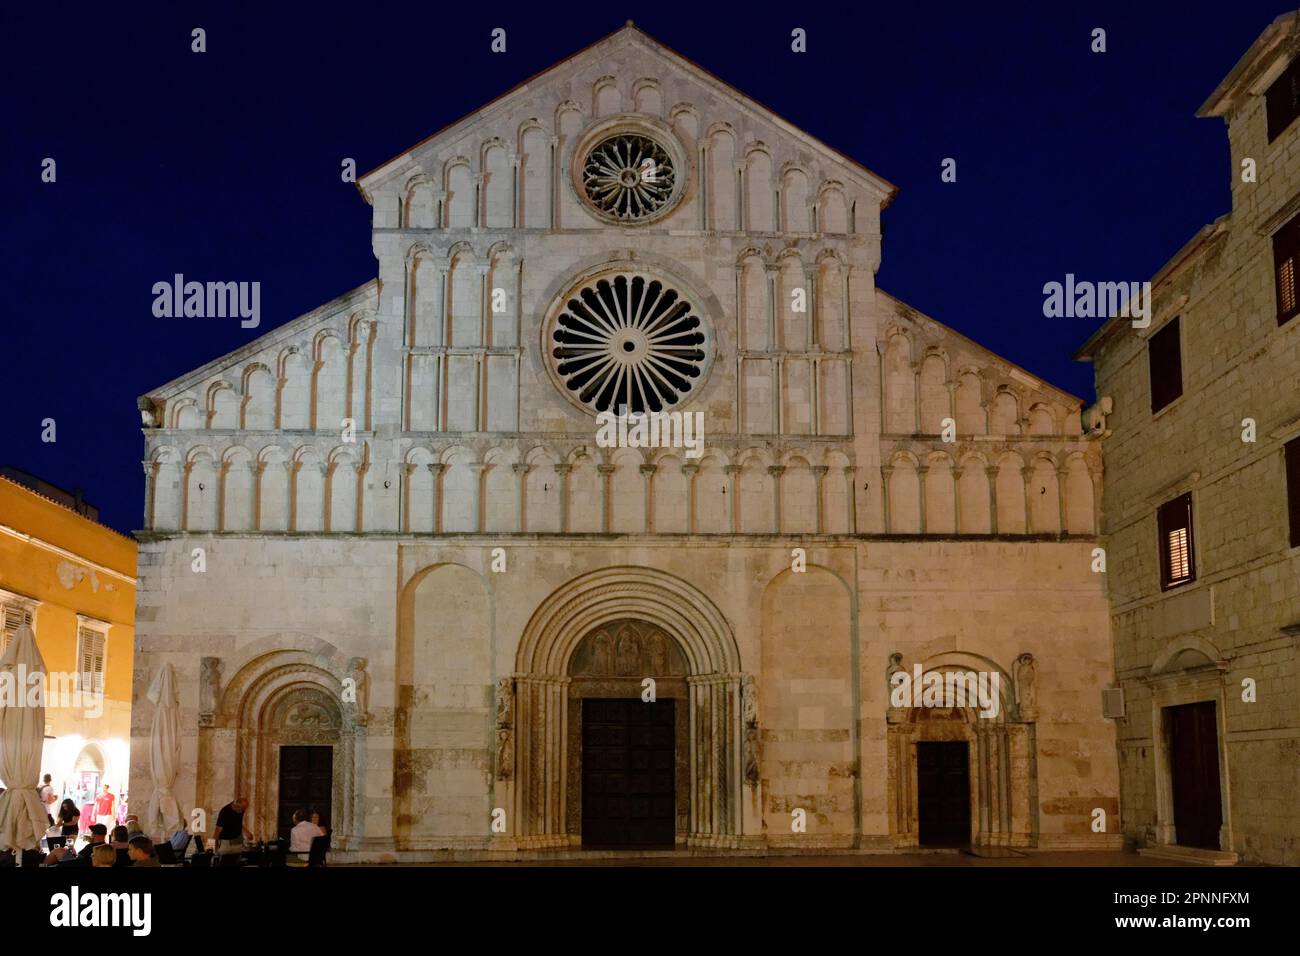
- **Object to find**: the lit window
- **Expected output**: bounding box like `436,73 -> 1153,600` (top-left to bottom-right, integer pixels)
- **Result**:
1157,493 -> 1196,590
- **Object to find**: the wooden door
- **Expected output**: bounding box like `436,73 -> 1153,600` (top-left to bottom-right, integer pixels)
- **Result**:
917,741 -> 971,846
581,698 -> 675,847
277,745 -> 333,841
1166,701 -> 1222,850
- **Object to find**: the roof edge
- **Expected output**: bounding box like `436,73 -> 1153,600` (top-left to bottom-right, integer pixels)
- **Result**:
877,288 -> 1085,407
1197,13 -> 1300,118
139,278 -> 378,403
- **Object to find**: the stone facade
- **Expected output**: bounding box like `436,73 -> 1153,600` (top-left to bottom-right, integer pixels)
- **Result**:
129,24 -> 1119,859
1078,14 -> 1300,866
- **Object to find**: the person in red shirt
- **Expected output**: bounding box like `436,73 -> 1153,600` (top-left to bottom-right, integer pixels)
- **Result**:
94,785 -> 116,831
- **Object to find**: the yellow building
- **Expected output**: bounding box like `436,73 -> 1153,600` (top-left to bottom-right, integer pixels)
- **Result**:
0,468 -> 135,817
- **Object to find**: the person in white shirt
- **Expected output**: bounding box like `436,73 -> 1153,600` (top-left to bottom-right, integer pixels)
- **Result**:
287,809 -> 326,866
37,775 -> 56,825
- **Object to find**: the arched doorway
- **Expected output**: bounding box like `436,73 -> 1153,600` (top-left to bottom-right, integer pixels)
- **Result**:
207,647 -> 361,846
885,653 -> 1036,849
505,567 -> 746,849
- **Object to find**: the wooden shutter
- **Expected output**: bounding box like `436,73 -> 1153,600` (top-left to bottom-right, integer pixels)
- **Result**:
78,626 -> 106,695
1148,317 -> 1183,413
1,603 -> 34,656
1275,214 -> 1300,326
1157,493 -> 1196,590
1287,436 -> 1300,549
1266,57 -> 1300,142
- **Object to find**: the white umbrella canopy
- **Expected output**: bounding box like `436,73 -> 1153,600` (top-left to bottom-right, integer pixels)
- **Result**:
0,624 -> 51,855
144,662 -> 183,838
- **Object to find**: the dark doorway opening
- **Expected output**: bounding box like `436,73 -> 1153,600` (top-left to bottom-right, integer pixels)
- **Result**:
277,745 -> 333,841
581,698 -> 675,848
917,741 -> 970,847
1166,700 -> 1223,850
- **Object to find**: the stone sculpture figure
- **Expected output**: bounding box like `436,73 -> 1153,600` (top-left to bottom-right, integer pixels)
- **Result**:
199,657 -> 220,726
1014,653 -> 1037,720
495,677 -> 514,780
348,656 -> 371,725
742,676 -> 759,786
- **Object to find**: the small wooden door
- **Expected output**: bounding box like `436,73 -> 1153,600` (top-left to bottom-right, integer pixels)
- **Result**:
277,745 -> 333,841
581,698 -> 675,847
1166,701 -> 1222,850
917,741 -> 971,846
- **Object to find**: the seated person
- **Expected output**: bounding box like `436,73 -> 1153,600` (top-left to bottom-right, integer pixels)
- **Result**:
60,824 -> 107,866
287,809 -> 326,866
91,845 -> 116,868
124,815 -> 144,842
168,827 -> 191,858
127,835 -> 161,867
110,825 -> 130,849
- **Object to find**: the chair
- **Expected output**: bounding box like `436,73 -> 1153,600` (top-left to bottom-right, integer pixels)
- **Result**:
46,836 -> 66,849
216,851 -> 243,867
307,834 -> 330,867
189,851 -> 213,869
156,842 -> 177,865
267,839 -> 288,868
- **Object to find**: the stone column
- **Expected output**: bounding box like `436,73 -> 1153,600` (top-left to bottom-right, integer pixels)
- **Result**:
952,464 -> 964,533
428,463 -> 446,533
724,464 -> 740,533
844,466 -> 857,534
683,462 -> 699,533
512,462 -> 528,532
986,465 -> 1000,534
767,465 -> 785,533
880,464 -> 893,533
640,463 -> 656,532
597,463 -> 615,533
1056,462 -> 1069,534
401,463 -> 416,532
555,463 -> 572,533
811,465 -> 828,533
1021,465 -> 1034,534
916,464 -> 929,533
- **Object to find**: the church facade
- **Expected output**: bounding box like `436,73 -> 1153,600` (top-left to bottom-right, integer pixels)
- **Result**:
128,24 -> 1118,860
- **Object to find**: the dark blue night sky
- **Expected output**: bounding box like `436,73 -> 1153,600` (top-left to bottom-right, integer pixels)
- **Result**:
3,2 -> 1288,533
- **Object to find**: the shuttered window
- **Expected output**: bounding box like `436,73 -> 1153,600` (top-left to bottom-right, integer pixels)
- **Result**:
1266,56 -> 1300,142
1287,436 -> 1300,549
1,602 -> 34,657
1148,317 -> 1183,413
1157,493 -> 1196,590
77,625 -> 107,695
1274,213 -> 1300,325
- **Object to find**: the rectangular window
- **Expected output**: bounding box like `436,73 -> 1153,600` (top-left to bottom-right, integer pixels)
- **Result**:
1287,436 -> 1300,548
1148,317 -> 1183,413
77,625 -> 107,696
1266,57 -> 1300,142
1274,212 -> 1300,325
1,602 -> 34,657
1158,493 -> 1196,590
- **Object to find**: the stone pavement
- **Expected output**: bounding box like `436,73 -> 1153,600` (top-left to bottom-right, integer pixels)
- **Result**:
378,850 -> 1184,867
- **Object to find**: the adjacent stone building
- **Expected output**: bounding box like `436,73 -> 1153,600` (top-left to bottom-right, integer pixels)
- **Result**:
1077,14 -> 1300,866
129,23 -> 1119,860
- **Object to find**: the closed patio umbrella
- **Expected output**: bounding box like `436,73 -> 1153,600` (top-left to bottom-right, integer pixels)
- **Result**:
144,663 -> 183,838
0,624 -> 50,858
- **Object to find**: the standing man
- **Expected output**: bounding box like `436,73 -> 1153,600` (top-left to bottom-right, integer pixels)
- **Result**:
37,774 -> 57,826
94,784 -> 116,830
212,797 -> 252,856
